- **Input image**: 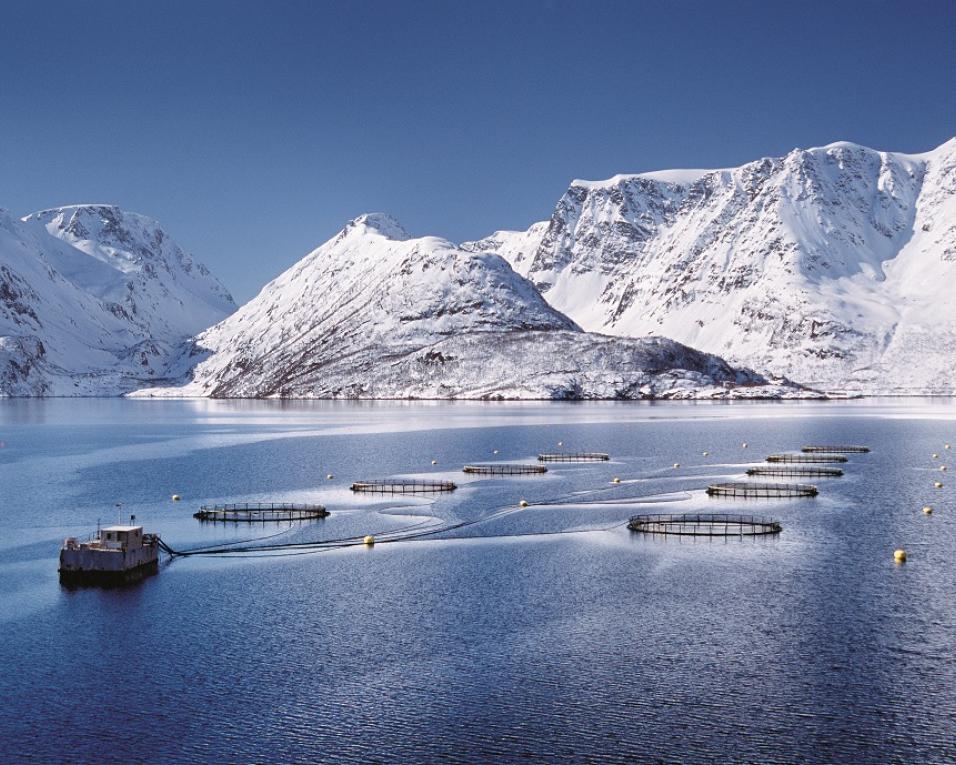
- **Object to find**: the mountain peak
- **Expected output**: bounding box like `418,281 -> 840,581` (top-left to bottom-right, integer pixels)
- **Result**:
814,140 -> 867,152
481,137 -> 956,394
131,216 -> 796,399
924,135 -> 956,160
23,201 -> 235,323
346,212 -> 411,241
29,202 -> 150,225
24,204 -> 169,256
571,169 -> 718,189
1,204 -> 235,395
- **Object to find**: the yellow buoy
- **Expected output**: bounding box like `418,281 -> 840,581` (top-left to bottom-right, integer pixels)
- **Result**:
922,505 -> 933,515
519,499 -> 529,508
894,549 -> 907,563
171,494 -> 181,502
363,535 -> 375,546
326,474 -> 334,480
935,481 -> 944,489
612,477 -> 621,484
673,463 -> 680,469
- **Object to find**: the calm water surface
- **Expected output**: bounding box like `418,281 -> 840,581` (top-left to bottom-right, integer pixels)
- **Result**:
1,399 -> 955,764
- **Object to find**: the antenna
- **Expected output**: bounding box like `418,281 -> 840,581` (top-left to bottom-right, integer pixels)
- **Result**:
115,502 -> 123,526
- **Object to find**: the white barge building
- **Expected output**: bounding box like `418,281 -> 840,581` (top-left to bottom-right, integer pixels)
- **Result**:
59,525 -> 160,585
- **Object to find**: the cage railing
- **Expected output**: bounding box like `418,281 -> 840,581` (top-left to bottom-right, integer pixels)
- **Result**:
537,452 -> 610,462
628,512 -> 782,536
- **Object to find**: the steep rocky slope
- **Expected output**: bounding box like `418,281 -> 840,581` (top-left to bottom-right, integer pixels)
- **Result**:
465,138 -> 956,392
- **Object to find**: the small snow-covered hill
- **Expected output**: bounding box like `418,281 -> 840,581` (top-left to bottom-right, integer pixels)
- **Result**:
464,138 -> 956,393
137,214 -> 799,399
0,205 -> 235,395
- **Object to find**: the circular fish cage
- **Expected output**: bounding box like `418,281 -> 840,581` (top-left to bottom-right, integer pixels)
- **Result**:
350,479 -> 458,494
747,466 -> 844,478
194,503 -> 329,522
462,463 -> 548,475
766,453 -> 848,464
537,452 -> 610,462
707,482 -> 818,498
801,444 -> 870,453
628,513 -> 782,536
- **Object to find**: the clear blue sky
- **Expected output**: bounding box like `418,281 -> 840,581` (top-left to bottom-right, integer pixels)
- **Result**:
1,0 -> 954,301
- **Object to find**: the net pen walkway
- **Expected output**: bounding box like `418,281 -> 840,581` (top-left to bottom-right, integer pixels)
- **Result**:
747,466 -> 844,478
707,482 -> 818,498
537,452 -> 610,462
194,503 -> 329,522
463,463 -> 548,475
350,479 -> 458,494
801,445 -> 870,453
628,512 -> 782,536
766,453 -> 848,464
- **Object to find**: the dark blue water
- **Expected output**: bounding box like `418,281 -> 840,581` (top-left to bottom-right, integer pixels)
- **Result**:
2,399 -> 955,764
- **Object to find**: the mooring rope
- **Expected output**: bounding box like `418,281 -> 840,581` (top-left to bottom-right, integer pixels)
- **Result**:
160,522 -> 304,555
160,515 -> 441,557
159,478 -> 670,560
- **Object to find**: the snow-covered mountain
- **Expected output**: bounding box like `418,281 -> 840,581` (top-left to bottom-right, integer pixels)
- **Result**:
136,214 -> 800,399
13,136 -> 950,399
0,205 -> 235,395
464,138 -> 956,393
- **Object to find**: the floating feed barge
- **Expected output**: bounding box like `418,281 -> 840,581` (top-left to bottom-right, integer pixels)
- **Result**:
350,479 -> 458,494
537,452 -> 610,462
463,463 -> 548,475
766,453 -> 848,464
747,466 -> 844,478
194,503 -> 329,522
801,445 -> 870,453
59,525 -> 160,585
707,482 -> 818,498
628,513 -> 782,536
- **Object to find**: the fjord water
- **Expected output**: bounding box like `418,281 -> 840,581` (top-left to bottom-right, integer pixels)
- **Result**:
1,400 -> 955,764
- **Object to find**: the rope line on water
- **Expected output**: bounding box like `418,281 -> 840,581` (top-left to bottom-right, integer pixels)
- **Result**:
159,477 -> 674,559
160,516 -> 442,557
